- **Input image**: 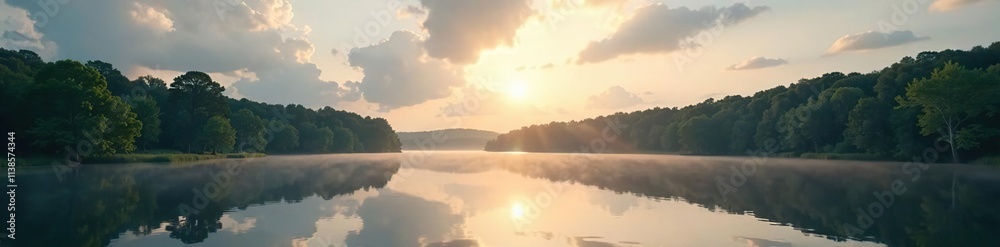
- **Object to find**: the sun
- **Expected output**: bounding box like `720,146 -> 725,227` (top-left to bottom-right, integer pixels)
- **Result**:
511,202 -> 526,219
507,81 -> 529,100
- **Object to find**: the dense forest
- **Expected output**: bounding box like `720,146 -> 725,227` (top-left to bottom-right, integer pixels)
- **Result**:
0,48 -> 401,157
486,42 -> 1000,163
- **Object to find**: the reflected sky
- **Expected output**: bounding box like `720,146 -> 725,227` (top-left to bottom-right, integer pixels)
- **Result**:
8,152 -> 1000,247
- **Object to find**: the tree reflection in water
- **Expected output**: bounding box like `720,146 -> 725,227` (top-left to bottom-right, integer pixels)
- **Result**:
9,153 -> 1000,247
14,155 -> 399,247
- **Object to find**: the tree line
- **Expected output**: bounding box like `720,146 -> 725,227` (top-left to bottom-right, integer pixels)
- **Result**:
486,42 -> 1000,163
0,48 -> 402,156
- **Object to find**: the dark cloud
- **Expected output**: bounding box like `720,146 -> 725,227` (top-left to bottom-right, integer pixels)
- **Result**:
826,30 -> 929,54
398,5 -> 427,18
725,56 -> 787,70
232,62 -> 345,107
348,30 -> 465,111
586,86 -> 644,109
425,239 -> 480,247
576,3 -> 769,64
420,0 -> 534,64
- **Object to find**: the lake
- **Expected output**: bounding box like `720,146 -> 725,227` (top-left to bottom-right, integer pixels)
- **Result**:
8,151 -> 1000,247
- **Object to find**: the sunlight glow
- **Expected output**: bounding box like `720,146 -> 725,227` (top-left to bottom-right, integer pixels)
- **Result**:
511,202 -> 526,219
507,81 -> 529,100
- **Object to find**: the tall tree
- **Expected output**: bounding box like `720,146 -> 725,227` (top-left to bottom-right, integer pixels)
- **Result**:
26,60 -> 141,155
896,62 -> 1000,162
845,98 -> 894,155
231,109 -> 267,152
298,123 -> 334,153
331,126 -> 358,152
199,116 -> 236,153
679,115 -> 714,154
165,71 -> 228,152
132,75 -> 169,106
266,120 -> 300,153
85,60 -> 132,96
125,95 -> 161,151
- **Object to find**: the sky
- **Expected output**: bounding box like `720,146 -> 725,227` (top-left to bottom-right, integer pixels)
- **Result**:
2,0 -> 999,133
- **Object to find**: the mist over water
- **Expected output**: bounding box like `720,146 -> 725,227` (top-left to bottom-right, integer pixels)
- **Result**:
8,152 -> 1000,247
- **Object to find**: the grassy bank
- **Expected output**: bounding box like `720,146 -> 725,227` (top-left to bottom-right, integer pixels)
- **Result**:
16,152 -> 266,166
974,156 -> 1000,166
797,153 -> 893,161
84,153 -> 266,164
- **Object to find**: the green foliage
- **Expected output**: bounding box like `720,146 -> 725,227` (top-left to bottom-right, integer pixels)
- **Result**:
85,60 -> 132,96
1,48 -> 401,157
26,60 -> 141,155
230,109 -> 267,152
199,116 -> 236,153
897,62 -> 1000,162
486,42 -> 1000,163
165,71 -> 229,152
298,122 -> 334,153
266,120 -> 300,153
125,95 -> 161,150
845,98 -> 893,154
132,75 -> 169,106
332,126 -> 359,152
678,115 -> 715,154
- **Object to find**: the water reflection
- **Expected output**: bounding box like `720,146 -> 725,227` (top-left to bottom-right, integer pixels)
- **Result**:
6,152 -> 1000,247
12,154 -> 398,247
405,152 -> 1000,247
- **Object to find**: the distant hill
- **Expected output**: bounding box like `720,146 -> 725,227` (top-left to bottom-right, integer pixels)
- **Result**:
398,129 -> 499,150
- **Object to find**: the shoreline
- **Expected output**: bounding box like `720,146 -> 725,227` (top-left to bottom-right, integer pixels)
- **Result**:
480,150 -> 1000,166
14,153 -> 267,166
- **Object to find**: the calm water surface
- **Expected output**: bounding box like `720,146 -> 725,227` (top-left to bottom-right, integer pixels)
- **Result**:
8,151 -> 1000,247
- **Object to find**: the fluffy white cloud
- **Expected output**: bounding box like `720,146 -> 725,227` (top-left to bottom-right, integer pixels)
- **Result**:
129,2 -> 174,33
348,31 -> 465,111
826,30 -> 929,54
0,3 -> 56,59
586,86 -> 644,109
419,0 -> 534,64
577,3 -> 769,64
726,57 -> 787,70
